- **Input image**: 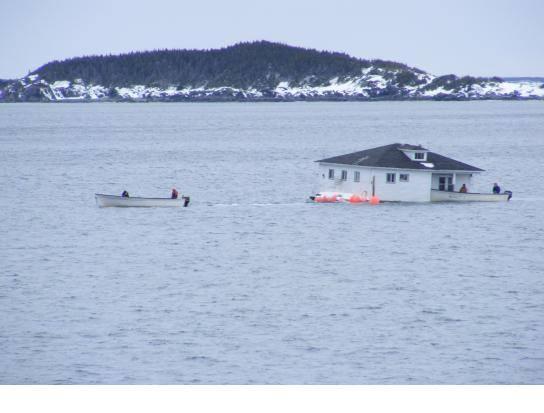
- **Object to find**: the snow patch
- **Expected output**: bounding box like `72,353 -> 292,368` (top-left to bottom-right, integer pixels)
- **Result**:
51,80 -> 71,89
3,72 -> 544,101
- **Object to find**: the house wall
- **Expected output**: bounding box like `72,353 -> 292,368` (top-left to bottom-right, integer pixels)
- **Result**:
317,163 -> 432,202
431,173 -> 473,191
317,164 -> 373,195
455,174 -> 473,190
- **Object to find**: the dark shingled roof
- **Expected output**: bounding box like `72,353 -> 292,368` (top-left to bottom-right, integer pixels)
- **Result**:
398,143 -> 428,151
316,143 -> 484,172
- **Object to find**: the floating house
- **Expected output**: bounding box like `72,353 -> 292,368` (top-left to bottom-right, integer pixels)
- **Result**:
315,143 -> 504,202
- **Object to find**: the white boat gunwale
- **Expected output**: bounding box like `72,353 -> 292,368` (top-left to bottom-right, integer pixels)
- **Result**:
430,189 -> 511,202
95,193 -> 189,201
95,193 -> 190,208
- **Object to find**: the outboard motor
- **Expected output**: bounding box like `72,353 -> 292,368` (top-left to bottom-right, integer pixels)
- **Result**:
183,196 -> 190,207
504,190 -> 513,201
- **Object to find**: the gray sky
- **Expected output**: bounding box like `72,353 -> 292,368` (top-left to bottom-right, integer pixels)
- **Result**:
1,0 -> 543,79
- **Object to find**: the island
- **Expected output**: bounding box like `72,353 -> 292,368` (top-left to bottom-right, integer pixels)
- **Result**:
1,41 -> 543,102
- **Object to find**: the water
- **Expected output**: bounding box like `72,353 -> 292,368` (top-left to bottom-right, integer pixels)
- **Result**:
1,101 -> 543,384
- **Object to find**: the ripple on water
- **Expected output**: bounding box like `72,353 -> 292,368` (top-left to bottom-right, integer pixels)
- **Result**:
2,102 -> 544,384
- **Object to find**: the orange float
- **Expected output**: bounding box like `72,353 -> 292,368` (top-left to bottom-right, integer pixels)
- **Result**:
369,195 -> 380,205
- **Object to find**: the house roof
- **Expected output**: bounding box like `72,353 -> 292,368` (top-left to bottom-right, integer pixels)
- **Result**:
397,143 -> 428,151
316,143 -> 484,172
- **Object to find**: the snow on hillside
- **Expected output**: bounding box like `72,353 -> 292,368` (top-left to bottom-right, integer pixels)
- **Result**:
421,79 -> 544,99
2,68 -> 543,101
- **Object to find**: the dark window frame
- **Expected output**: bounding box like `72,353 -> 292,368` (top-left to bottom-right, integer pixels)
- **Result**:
386,173 -> 396,184
354,171 -> 360,182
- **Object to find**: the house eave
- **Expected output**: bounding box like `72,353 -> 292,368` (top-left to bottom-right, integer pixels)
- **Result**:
317,161 -> 484,173
399,148 -> 429,153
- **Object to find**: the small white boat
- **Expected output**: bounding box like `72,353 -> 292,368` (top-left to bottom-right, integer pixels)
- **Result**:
95,193 -> 190,208
431,189 -> 512,202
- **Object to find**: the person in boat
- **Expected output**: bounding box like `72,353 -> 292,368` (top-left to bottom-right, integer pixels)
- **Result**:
171,188 -> 179,199
493,183 -> 501,194
122,190 -> 129,197
459,184 -> 467,193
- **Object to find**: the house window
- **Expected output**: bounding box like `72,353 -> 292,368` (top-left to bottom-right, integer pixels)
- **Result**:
399,173 -> 409,182
386,173 -> 396,183
354,171 -> 360,182
439,176 -> 454,191
341,170 -> 348,181
415,152 -> 425,160
328,169 -> 334,179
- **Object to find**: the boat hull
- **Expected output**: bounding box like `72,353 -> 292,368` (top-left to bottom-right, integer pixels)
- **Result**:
95,194 -> 190,208
431,190 -> 510,202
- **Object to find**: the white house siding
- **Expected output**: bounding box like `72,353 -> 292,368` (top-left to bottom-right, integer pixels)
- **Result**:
374,169 -> 432,202
318,163 -> 432,202
318,164 -> 373,194
431,173 -> 473,191
455,174 -> 473,190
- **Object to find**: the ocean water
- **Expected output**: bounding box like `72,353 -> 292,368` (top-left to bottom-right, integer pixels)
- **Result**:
1,101 -> 543,384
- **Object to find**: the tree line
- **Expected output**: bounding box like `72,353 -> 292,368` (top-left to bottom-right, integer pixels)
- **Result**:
32,41 -> 424,88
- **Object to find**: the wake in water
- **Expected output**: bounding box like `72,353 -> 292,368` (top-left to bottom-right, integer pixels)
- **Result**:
207,201 -> 308,207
